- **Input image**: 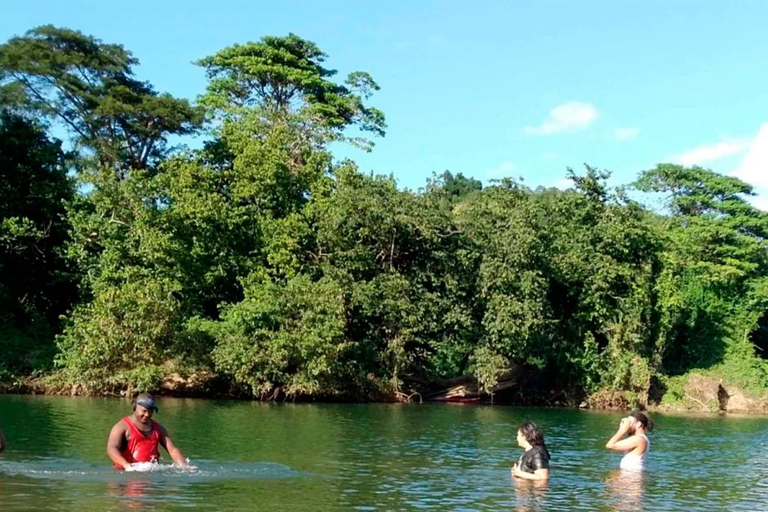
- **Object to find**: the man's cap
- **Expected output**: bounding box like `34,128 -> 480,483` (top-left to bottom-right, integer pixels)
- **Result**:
134,393 -> 158,412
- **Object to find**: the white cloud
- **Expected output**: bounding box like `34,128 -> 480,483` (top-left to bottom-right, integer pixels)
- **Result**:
551,178 -> 572,190
732,123 -> 768,189
671,138 -> 752,166
668,125 -> 768,209
615,127 -> 640,141
525,102 -> 598,135
750,191 -> 768,212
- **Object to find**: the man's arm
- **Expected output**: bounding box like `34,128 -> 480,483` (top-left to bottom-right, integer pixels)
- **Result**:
158,424 -> 188,467
107,422 -> 131,470
0,428 -> 5,454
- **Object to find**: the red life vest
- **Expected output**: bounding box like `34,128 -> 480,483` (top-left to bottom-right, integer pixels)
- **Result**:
115,417 -> 161,469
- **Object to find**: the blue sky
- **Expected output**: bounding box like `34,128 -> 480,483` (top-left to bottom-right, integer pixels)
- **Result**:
2,0 -> 768,204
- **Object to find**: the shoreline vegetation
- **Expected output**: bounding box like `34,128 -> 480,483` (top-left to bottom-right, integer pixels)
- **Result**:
2,26 -> 768,414
2,369 -> 767,414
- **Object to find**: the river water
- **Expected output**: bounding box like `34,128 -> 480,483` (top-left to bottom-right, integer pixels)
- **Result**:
0,395 -> 766,511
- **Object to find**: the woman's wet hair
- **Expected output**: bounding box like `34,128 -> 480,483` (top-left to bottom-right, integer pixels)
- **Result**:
518,422 -> 551,459
629,411 -> 654,432
518,422 -> 546,447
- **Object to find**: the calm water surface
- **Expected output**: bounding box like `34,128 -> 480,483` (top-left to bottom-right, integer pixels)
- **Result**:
0,395 -> 767,511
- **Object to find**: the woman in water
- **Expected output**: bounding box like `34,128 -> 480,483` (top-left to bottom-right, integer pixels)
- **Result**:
605,411 -> 653,471
511,422 -> 551,481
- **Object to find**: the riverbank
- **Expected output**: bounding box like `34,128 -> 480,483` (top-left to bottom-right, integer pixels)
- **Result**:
586,372 -> 768,414
3,369 -> 767,414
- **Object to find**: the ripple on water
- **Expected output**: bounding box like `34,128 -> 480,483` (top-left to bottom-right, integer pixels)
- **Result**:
0,458 -> 299,483
3,398 -> 768,512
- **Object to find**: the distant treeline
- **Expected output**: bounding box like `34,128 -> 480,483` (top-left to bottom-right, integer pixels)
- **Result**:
1,26 -> 767,405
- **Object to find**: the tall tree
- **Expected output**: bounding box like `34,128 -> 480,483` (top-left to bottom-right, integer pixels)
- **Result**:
0,25 -> 202,172
634,164 -> 768,283
634,164 -> 768,374
0,111 -> 76,373
197,33 -> 385,152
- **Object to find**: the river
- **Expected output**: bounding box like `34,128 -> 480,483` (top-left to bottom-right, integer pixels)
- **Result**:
0,395 -> 766,511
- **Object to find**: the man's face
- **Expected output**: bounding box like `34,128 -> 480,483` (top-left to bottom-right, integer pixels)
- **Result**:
134,405 -> 154,424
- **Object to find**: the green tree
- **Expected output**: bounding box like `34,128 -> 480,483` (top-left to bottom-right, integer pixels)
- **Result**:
203,274 -> 352,398
197,33 -> 385,152
634,164 -> 768,376
0,112 -> 76,374
24,26 -> 768,405
426,171 -> 483,202
0,25 -> 202,171
56,272 -> 182,392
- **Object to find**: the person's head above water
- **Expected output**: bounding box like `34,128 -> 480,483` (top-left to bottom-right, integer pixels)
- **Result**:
132,393 -> 158,424
628,411 -> 654,434
517,422 -> 547,450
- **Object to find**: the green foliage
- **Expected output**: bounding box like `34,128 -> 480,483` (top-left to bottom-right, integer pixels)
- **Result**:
56,273 -> 181,391
3,26 -> 768,406
197,33 -> 385,151
472,346 -> 507,393
203,274 -> 352,397
0,112 -> 76,374
426,171 -> 483,203
451,167 -> 662,397
0,25 -> 202,170
634,165 -> 768,379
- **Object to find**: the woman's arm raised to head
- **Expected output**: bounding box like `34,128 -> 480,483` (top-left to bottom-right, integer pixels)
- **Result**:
606,434 -> 643,452
605,417 -> 635,452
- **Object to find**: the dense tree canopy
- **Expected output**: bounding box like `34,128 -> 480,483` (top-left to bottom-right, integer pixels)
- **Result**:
197,33 -> 385,152
0,111 -> 76,375
2,26 -> 767,407
0,25 -> 202,171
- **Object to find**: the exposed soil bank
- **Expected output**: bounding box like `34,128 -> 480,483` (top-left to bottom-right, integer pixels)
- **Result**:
3,370 -> 767,414
586,373 -> 768,414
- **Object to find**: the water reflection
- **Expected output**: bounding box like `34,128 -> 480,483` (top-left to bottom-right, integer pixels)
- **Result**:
2,397 -> 768,512
106,479 -> 154,510
604,469 -> 645,512
512,477 -> 548,512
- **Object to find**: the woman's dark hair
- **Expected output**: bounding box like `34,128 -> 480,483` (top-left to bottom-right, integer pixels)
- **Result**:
519,422 -> 548,445
630,411 -> 654,432
518,422 -> 550,459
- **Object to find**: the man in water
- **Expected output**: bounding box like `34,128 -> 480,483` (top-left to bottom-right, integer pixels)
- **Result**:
0,427 -> 5,453
107,393 -> 190,470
